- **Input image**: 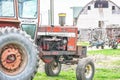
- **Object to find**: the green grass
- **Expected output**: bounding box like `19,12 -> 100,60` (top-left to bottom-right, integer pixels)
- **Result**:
34,68 -> 120,80
88,49 -> 120,56
77,41 -> 90,46
94,68 -> 120,80
33,70 -> 76,80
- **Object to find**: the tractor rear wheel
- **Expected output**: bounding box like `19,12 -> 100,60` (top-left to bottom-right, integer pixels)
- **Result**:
0,27 -> 39,80
45,60 -> 61,76
76,58 -> 95,80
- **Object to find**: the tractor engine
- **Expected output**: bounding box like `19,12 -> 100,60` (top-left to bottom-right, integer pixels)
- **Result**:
39,36 -> 67,51
37,26 -> 78,51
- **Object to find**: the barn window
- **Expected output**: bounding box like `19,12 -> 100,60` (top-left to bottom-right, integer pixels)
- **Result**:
94,0 -> 108,8
88,6 -> 91,10
112,6 -> 115,10
98,21 -> 104,28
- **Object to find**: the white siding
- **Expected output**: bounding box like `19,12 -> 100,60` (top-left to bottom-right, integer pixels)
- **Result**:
77,1 -> 120,29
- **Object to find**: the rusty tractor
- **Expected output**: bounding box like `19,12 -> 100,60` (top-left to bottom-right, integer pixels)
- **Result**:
0,0 -> 95,80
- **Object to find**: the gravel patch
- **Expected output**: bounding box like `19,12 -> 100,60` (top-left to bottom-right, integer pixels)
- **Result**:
89,54 -> 120,69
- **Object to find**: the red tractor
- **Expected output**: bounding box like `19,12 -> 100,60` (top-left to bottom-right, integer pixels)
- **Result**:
0,0 -> 95,80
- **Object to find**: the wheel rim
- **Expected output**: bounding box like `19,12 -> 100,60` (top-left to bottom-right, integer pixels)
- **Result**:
0,44 -> 28,76
85,64 -> 93,79
51,61 -> 60,74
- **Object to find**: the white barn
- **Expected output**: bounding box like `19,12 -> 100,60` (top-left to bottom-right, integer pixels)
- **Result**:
77,0 -> 120,29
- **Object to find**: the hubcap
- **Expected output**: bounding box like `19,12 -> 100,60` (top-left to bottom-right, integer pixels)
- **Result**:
52,61 -> 60,74
85,64 -> 93,78
0,44 -> 27,75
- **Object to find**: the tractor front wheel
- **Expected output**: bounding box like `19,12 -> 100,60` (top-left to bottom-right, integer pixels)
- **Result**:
76,58 -> 95,80
45,60 -> 61,76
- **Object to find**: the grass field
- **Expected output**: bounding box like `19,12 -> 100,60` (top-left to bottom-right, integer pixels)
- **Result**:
34,68 -> 120,80
33,49 -> 120,80
34,70 -> 76,80
88,49 -> 120,56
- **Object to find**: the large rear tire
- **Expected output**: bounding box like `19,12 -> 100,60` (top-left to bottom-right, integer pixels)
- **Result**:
76,58 -> 95,80
45,60 -> 61,76
0,27 -> 39,80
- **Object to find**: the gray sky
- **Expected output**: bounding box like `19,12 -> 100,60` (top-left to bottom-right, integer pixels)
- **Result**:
40,0 -> 120,11
40,0 -> 120,25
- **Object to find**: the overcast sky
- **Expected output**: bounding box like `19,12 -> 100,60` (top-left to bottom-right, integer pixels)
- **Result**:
40,0 -> 120,25
40,0 -> 120,10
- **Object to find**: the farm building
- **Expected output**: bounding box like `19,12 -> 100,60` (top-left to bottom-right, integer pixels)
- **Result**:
75,0 -> 120,41
77,0 -> 120,29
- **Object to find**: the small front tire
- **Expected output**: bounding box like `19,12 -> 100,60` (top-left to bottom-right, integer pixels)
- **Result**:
45,60 -> 61,76
76,58 -> 95,80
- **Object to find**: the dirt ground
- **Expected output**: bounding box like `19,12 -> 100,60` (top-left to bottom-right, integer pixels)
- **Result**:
88,46 -> 120,69
90,54 -> 120,69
